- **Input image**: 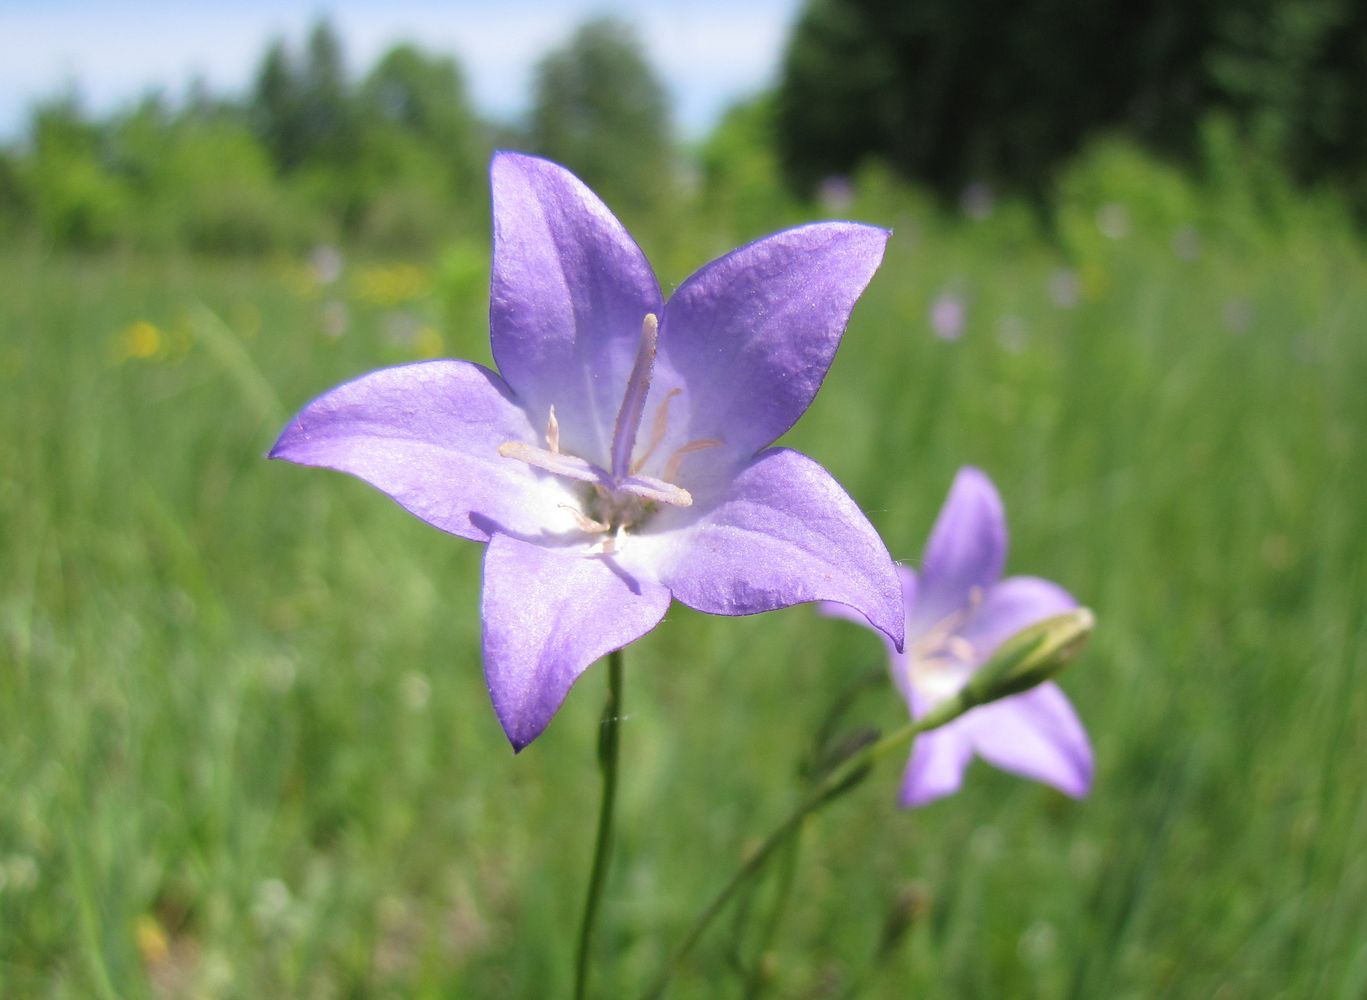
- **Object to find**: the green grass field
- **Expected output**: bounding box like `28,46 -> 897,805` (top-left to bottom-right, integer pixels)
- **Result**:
2,182 -> 1365,998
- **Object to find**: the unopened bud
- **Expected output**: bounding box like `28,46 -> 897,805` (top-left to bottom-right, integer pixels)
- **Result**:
959,608 -> 1095,708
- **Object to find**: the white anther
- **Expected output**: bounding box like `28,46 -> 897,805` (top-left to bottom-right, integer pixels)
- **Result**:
546,405 -> 560,453
560,504 -> 610,534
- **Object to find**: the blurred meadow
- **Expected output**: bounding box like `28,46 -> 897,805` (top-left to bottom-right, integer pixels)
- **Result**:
2,4 -> 1366,998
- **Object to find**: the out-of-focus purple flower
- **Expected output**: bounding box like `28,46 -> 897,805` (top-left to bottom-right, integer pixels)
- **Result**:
1095,203 -> 1131,240
381,310 -> 423,347
996,315 -> 1028,354
818,175 -> 855,213
271,152 -> 904,750
1048,269 -> 1081,310
930,290 -> 967,341
1171,225 -> 1201,262
960,182 -> 995,221
826,468 -> 1092,807
320,299 -> 349,339
1222,298 -> 1254,334
309,244 -> 344,285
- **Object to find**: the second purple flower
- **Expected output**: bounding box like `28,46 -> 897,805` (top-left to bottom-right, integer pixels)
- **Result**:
827,467 -> 1093,806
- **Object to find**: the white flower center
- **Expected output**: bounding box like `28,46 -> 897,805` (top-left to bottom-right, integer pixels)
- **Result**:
905,586 -> 985,703
497,313 -> 720,553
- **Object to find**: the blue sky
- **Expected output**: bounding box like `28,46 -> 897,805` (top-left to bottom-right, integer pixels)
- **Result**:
0,0 -> 801,140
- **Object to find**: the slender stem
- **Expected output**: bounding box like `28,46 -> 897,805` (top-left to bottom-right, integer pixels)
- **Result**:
640,697 -> 966,1000
640,611 -> 1095,998
575,648 -> 626,1000
741,825 -> 802,998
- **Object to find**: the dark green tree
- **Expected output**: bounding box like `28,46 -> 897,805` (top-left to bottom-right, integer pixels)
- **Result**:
776,0 -> 1367,212
251,39 -> 304,170
299,20 -> 357,163
1206,0 -> 1367,202
697,93 -> 800,239
24,94 -> 131,248
0,149 -> 26,233
528,17 -> 674,217
776,0 -> 1210,201
359,44 -> 484,189
250,20 -> 358,172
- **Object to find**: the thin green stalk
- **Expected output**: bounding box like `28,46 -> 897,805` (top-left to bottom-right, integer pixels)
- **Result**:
741,825 -> 802,998
639,709 -> 946,1000
640,610 -> 1093,999
575,648 -> 625,1000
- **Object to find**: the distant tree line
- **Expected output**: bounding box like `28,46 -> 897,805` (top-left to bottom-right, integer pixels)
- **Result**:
2,5 -> 1364,254
0,17 -> 675,252
775,0 -> 1367,213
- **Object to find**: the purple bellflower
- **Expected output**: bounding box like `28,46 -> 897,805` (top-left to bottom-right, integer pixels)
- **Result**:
271,152 -> 904,750
828,468 -> 1092,806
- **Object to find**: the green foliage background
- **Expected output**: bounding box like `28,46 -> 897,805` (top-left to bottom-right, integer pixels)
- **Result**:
1,12 -> 1365,1000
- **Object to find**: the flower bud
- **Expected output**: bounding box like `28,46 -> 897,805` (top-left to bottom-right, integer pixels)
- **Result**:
959,608 -> 1095,708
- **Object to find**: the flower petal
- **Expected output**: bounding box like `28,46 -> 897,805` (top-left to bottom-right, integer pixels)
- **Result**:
960,575 -> 1077,659
481,533 -> 671,750
658,223 -> 889,460
913,467 -> 1007,634
490,152 -> 663,466
900,725 -> 974,807
963,683 -> 1093,797
820,565 -> 915,666
637,448 -> 904,650
270,360 -> 556,542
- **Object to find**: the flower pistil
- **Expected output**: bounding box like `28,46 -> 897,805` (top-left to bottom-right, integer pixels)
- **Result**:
498,313 -> 723,553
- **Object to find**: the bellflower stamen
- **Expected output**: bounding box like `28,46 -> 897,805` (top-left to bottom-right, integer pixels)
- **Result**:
630,388 -> 683,475
610,313 -> 660,482
909,606 -> 973,659
619,473 -> 693,507
560,504 -> 611,534
498,441 -> 610,486
546,405 -> 561,453
945,635 -> 976,661
662,438 -> 722,483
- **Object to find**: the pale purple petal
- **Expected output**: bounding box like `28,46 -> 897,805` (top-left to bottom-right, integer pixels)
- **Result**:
481,533 -> 671,750
270,360 -> 554,542
821,565 -> 915,665
900,726 -> 974,807
913,467 -> 1007,634
960,575 -> 1077,658
657,223 -> 889,461
962,683 -> 1093,797
489,152 -> 663,466
635,448 -> 904,650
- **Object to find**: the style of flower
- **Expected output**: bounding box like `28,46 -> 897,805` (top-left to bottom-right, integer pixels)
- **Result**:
271,152 -> 905,750
828,468 -> 1092,806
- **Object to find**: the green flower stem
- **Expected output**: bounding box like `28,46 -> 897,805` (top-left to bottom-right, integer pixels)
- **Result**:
740,824 -> 802,997
640,609 -> 1094,1000
639,702 -> 958,1000
575,648 -> 625,1000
